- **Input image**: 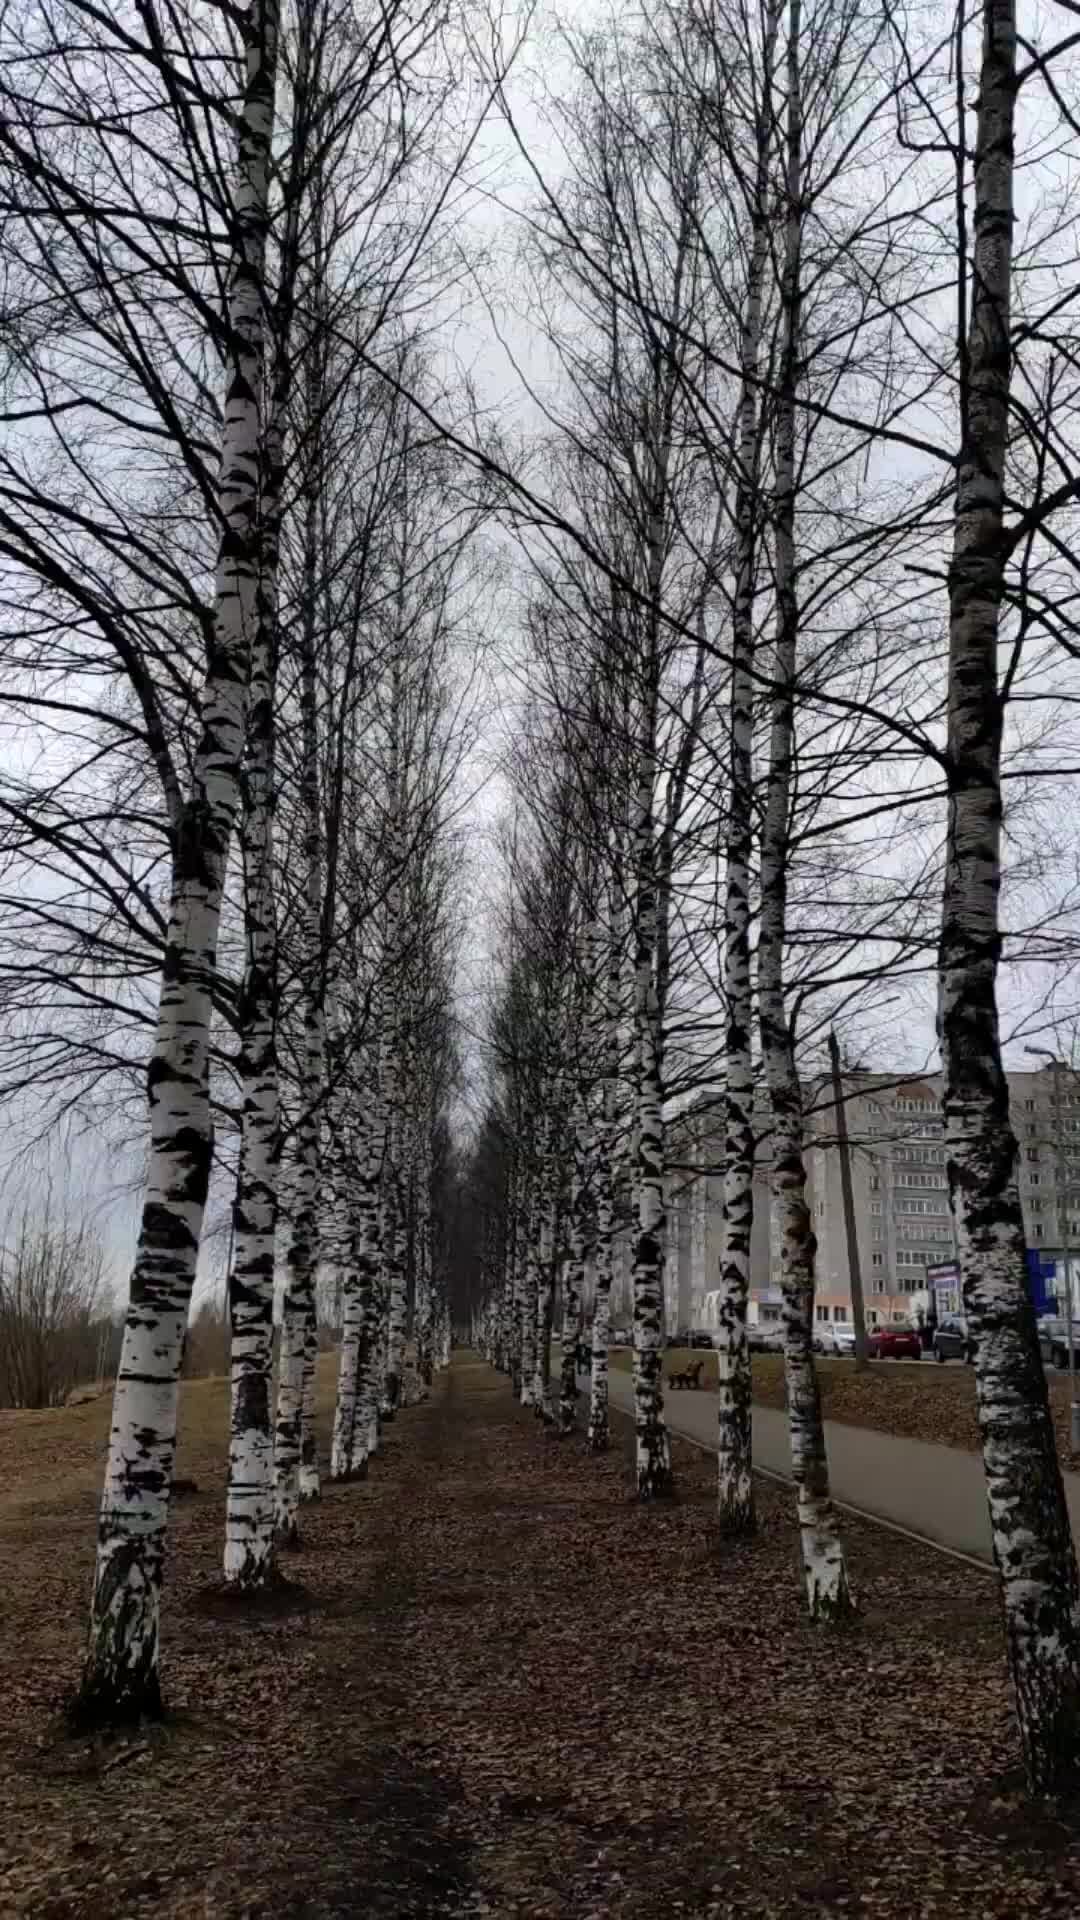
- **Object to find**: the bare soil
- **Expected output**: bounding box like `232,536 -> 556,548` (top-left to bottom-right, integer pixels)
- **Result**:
2,1354 -> 1080,1917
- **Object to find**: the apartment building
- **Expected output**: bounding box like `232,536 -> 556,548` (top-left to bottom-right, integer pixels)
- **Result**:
662,1059 -> 1080,1333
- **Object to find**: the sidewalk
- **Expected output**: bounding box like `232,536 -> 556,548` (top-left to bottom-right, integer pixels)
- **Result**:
600,1365 -> 1080,1564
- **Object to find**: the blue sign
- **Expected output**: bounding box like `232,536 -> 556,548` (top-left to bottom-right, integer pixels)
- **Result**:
1026,1249 -> 1057,1316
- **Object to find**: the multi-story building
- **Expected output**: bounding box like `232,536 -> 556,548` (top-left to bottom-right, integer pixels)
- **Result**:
662,1059 -> 1080,1334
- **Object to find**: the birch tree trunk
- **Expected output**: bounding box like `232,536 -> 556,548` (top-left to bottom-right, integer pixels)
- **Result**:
274,461 -> 326,1534
275,1178 -> 311,1545
759,0 -> 853,1622
519,1178 -> 539,1406
939,0 -> 1080,1792
587,1168 -> 614,1451
415,1122 -> 434,1391
558,1076 -> 591,1435
78,0 -> 279,1718
533,1134 -> 558,1422
630,729 -> 673,1499
716,0 -> 780,1540
223,427 -> 282,1587
380,1086 -> 407,1418
380,668 -> 408,1418
506,1159 -> 523,1398
331,1221 -> 364,1480
330,1103 -> 377,1481
298,308 -> 328,1508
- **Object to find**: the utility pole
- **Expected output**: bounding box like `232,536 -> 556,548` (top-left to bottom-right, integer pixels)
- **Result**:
1026,1046 -> 1080,1451
828,1030 -> 869,1370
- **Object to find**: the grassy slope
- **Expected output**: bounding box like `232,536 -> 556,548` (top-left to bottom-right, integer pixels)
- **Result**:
602,1345 -> 1079,1469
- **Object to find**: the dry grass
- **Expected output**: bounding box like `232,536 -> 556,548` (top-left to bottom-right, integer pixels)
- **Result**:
604,1345 -> 1080,1469
3,1354 -> 1080,1917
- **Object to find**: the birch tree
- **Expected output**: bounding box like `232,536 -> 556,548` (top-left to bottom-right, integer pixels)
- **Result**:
79,0 -> 281,1716
937,0 -> 1080,1789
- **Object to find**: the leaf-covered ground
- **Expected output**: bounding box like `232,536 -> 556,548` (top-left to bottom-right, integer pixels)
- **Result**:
610,1346 -> 1080,1469
3,1353 -> 1080,1917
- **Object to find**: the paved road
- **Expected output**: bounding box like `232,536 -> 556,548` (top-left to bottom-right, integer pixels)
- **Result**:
596,1365 -> 1080,1566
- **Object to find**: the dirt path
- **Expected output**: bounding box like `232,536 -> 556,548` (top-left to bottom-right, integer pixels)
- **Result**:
2,1356 -> 1080,1917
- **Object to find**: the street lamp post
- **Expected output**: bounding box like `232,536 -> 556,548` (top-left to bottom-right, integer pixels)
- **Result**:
1025,1046 -> 1080,1452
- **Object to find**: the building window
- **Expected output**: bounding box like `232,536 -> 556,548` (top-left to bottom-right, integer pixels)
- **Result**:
871,1252 -> 883,1267
816,1304 -> 831,1321
1025,1099 -> 1036,1110
834,1307 -> 849,1321
870,1176 -> 880,1192
1034,1225 -> 1044,1240
1028,1149 -> 1040,1162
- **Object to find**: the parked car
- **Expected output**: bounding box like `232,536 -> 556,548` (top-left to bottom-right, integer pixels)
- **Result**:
932,1316 -> 973,1364
749,1322 -> 786,1353
667,1328 -> 713,1349
609,1328 -> 632,1348
825,1323 -> 857,1356
1037,1317 -> 1073,1370
868,1323 -> 922,1361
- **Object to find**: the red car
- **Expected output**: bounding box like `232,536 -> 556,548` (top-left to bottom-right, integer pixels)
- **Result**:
867,1325 -> 922,1361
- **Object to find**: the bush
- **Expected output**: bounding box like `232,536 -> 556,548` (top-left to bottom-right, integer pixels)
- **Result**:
0,1208 -> 112,1407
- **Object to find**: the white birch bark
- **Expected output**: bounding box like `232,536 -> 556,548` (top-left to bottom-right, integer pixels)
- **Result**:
588,881 -> 623,1450
380,663 -> 408,1418
330,1216 -> 364,1480
330,1094 -> 377,1482
414,1121 -> 434,1392
939,0 -> 1080,1791
274,1181 -> 309,1546
379,1076 -> 406,1418
79,0 -> 279,1718
532,1141 -> 558,1422
356,1088 -> 388,1466
630,735 -> 672,1499
519,1177 -> 539,1407
297,315 -> 328,1508
759,0 -> 853,1622
716,0 -> 780,1539
558,1059 -> 592,1436
274,522 -> 326,1530
505,1157 -> 523,1397
223,433 -> 281,1587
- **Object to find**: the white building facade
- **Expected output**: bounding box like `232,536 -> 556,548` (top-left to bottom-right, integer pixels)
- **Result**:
661,1060 -> 1080,1334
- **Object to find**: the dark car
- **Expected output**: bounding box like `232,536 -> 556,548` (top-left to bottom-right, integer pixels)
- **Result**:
932,1316 -> 973,1364
868,1324 -> 922,1361
1037,1317 -> 1072,1370
748,1322 -> 786,1354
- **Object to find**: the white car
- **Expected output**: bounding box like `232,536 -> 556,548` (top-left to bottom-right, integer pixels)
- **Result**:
825,1323 -> 857,1356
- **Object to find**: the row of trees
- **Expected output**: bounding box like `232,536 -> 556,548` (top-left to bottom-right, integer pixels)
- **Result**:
0,0 -> 485,1719
459,0 -> 1080,1795
3,0 -> 1080,1807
